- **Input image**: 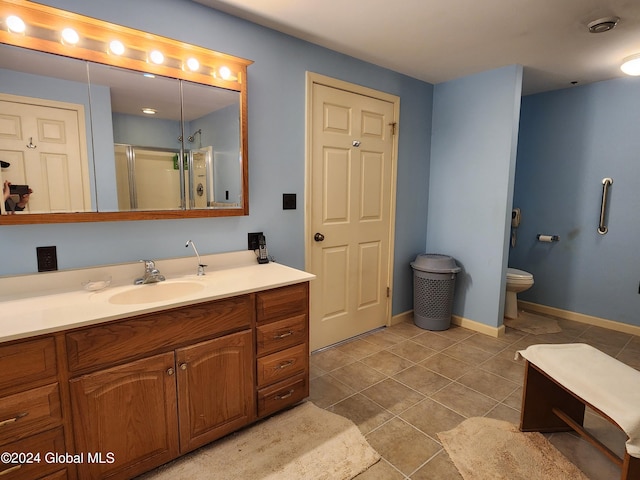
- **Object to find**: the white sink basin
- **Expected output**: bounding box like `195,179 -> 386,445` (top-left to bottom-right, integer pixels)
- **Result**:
106,281 -> 205,305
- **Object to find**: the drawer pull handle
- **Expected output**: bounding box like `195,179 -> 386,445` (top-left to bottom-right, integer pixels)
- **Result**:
179,363 -> 188,370
277,360 -> 295,370
0,464 -> 22,476
167,367 -> 175,376
274,330 -> 294,339
275,389 -> 294,400
0,412 -> 28,427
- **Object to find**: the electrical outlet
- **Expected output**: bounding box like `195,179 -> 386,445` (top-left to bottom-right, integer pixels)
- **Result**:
37,246 -> 58,272
248,232 -> 263,251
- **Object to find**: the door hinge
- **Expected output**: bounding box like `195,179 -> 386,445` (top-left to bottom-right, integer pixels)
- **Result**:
386,287 -> 390,298
389,122 -> 397,135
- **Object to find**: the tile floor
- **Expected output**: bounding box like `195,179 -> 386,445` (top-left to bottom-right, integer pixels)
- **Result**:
308,312 -> 640,479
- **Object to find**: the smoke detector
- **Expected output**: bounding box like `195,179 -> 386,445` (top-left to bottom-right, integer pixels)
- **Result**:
588,16 -> 619,33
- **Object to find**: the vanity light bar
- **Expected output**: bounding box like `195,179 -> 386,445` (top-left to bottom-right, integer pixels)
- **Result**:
0,0 -> 251,89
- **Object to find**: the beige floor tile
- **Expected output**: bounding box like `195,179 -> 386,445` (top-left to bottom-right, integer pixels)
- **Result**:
309,347 -> 356,372
420,353 -> 472,380
479,353 -> 526,384
308,374 -> 354,408
334,338 -> 384,359
442,342 -> 494,365
430,382 -> 498,418
431,326 -> 475,342
456,368 -> 519,401
354,459 -> 405,479
311,321 -> 639,478
460,333 -> 511,355
549,432 -> 621,480
330,361 -> 387,391
361,378 -> 425,415
388,340 -> 436,363
361,350 -> 414,376
411,331 -> 458,351
393,365 -> 451,396
400,398 -> 464,439
485,403 -> 520,424
387,321 -> 426,339
410,450 -> 462,480
328,393 -> 394,435
366,417 -> 441,476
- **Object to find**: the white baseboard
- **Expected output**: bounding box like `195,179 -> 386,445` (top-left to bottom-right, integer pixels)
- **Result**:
391,310 -> 505,338
519,301 -> 640,337
390,310 -> 414,326
452,315 -> 505,338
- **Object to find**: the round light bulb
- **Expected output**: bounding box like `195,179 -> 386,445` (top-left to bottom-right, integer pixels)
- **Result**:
186,58 -> 200,72
6,15 -> 26,33
219,66 -> 232,80
621,54 -> 640,76
149,50 -> 164,65
61,27 -> 79,45
109,40 -> 125,56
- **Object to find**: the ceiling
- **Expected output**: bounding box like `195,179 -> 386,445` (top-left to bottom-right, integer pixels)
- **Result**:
193,0 -> 640,95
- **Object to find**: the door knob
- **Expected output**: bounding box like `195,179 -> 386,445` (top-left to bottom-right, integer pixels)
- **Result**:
314,233 -> 325,242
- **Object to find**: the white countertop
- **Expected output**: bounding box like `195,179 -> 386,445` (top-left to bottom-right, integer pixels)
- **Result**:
0,251 -> 315,343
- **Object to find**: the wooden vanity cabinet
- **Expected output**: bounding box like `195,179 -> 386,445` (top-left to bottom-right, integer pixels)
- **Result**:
2,280 -> 309,480
67,296 -> 255,480
0,337 -> 71,480
255,283 -> 309,418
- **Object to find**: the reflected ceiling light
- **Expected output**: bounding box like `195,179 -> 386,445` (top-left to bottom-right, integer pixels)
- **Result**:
143,73 -> 156,78
61,27 -> 79,45
142,108 -> 157,115
149,49 -> 164,65
6,15 -> 26,33
219,66 -> 231,80
185,57 -> 200,71
108,40 -> 125,55
621,53 -> 640,76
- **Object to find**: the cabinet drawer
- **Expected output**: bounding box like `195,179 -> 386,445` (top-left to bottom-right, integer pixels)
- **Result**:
66,295 -> 252,372
257,373 -> 308,418
0,383 -> 62,446
0,427 -> 66,479
256,314 -> 307,356
0,337 -> 57,393
256,283 -> 308,324
256,343 -> 307,388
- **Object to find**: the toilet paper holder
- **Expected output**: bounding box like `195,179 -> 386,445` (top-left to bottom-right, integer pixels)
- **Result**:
537,234 -> 559,242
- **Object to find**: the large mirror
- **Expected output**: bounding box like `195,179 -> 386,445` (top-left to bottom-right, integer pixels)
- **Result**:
0,0 -> 251,224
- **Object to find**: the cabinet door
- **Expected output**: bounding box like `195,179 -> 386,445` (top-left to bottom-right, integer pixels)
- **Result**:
176,330 -> 254,453
69,352 -> 178,480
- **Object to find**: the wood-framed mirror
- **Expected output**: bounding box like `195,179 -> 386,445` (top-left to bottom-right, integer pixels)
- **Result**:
0,0 -> 252,224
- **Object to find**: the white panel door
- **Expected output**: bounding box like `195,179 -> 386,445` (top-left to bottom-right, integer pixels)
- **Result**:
309,80 -> 397,351
0,95 -> 90,213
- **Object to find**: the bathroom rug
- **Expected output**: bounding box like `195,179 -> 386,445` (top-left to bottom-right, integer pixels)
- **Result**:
437,417 -> 589,480
136,401 -> 380,479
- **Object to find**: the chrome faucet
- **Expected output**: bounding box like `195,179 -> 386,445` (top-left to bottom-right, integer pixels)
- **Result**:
134,260 -> 166,284
185,240 -> 207,276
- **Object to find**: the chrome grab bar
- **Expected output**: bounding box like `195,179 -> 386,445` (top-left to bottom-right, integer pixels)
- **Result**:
598,177 -> 613,235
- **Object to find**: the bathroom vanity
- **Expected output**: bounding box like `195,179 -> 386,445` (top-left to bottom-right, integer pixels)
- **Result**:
0,251 -> 314,479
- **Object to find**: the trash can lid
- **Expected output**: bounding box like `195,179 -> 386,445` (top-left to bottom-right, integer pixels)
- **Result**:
411,254 -> 461,273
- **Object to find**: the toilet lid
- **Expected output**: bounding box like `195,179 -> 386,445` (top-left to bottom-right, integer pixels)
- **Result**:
507,268 -> 533,280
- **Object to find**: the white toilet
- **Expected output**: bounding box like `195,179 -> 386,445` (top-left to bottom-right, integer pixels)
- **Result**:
504,268 -> 534,319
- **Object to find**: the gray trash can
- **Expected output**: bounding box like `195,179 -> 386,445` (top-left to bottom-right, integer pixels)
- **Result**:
410,254 -> 461,331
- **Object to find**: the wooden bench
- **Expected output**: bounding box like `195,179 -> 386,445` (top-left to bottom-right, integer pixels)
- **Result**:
518,344 -> 640,480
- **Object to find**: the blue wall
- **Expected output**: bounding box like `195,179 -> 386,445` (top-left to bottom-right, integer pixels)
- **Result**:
427,65 -> 523,328
511,77 -> 640,327
0,0 -> 433,317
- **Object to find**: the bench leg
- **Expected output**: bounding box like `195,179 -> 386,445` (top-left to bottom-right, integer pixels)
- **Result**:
520,361 -> 586,432
623,453 -> 640,480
